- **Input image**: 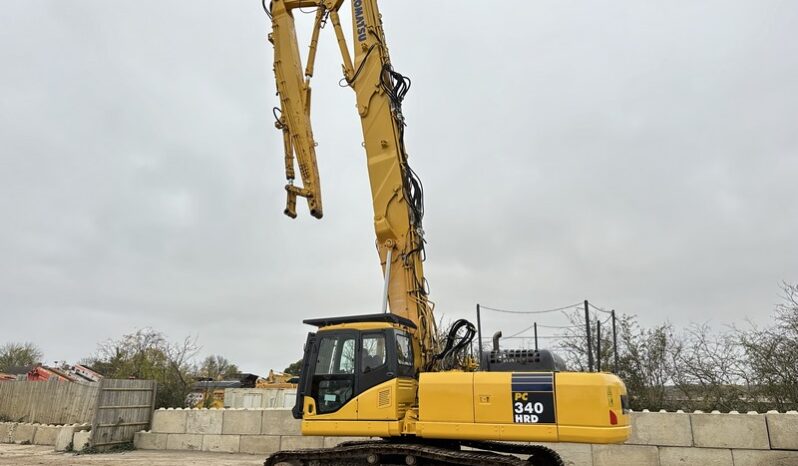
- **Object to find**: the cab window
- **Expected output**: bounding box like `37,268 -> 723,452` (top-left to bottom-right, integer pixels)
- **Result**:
315,336 -> 356,374
361,334 -> 386,372
396,333 -> 413,367
313,335 -> 356,414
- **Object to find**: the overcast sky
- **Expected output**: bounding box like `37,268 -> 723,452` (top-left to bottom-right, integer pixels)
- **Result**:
1,1 -> 796,374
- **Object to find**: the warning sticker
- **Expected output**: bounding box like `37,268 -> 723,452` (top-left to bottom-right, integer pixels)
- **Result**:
511,373 -> 556,424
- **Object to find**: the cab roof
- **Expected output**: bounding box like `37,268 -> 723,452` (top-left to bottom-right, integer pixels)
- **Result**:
303,313 -> 417,329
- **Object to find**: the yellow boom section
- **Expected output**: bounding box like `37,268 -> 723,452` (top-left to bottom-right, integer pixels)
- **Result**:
270,0 -> 323,219
269,0 -> 438,367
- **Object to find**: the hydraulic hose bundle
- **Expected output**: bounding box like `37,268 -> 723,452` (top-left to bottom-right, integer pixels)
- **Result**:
431,319 -> 477,371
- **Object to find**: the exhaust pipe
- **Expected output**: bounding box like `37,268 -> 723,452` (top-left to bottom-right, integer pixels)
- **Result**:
492,331 -> 502,351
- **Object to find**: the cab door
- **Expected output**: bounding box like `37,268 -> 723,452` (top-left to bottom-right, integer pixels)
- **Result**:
310,332 -> 358,415
357,331 -> 393,393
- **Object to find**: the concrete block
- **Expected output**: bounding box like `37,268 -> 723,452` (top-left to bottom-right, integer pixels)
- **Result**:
0,423 -> 11,443
202,434 -> 240,453
166,433 -> 203,451
223,410 -> 262,435
659,447 -> 732,466
32,425 -> 60,445
240,435 -> 281,455
627,412 -> 692,447
55,431 -> 72,451
323,436 -> 369,448
54,424 -> 91,452
732,449 -> 798,466
535,442 -> 593,466
280,435 -> 324,450
151,409 -> 188,434
186,410 -> 223,434
73,430 -> 91,451
55,425 -> 79,451
134,431 -> 168,450
592,444 -> 659,466
262,409 -> 301,436
12,423 -> 37,444
691,413 -> 769,449
766,413 -> 798,450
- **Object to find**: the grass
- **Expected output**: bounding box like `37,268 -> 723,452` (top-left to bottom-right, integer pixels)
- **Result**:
76,441 -> 135,455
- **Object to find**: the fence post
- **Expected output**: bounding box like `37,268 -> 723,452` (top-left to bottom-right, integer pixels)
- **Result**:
596,319 -> 602,372
612,309 -> 618,372
476,304 -> 483,368
89,378 -> 106,449
584,300 -> 594,372
149,380 -> 158,428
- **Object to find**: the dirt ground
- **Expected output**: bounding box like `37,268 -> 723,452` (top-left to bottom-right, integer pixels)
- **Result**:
0,444 -> 267,466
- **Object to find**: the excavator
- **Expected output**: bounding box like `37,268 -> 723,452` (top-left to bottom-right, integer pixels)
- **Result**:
263,1 -> 630,464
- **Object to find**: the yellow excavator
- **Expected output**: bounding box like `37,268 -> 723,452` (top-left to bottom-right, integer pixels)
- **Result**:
264,1 -> 630,464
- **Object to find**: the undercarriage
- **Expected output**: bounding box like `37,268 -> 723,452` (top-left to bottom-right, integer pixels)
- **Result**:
264,439 -> 564,466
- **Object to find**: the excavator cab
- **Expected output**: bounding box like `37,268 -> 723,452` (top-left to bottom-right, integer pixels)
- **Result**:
292,314 -> 419,422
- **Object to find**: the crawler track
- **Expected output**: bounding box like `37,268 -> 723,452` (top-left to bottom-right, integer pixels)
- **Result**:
264,439 -> 564,466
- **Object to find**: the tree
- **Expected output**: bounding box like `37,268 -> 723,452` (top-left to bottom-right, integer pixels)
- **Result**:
672,323 -> 751,412
556,312 -> 615,372
0,342 -> 43,372
550,284 -> 798,413
85,328 -> 200,408
284,359 -> 303,376
197,355 -> 239,380
557,312 -> 683,411
738,282 -> 798,411
623,320 -> 682,411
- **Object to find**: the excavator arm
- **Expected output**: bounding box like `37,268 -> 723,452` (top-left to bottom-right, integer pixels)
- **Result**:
269,0 -> 437,367
269,0 -> 324,219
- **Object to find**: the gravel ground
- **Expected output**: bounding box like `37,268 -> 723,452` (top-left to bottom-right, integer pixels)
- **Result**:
0,444 -> 266,466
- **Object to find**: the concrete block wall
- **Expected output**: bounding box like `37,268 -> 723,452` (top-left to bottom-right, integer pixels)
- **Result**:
135,408 -> 798,465
0,421 -> 91,451
617,410 -> 798,466
136,408 -> 307,456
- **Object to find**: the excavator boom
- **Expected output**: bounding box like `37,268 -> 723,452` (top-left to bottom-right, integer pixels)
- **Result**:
270,0 -> 437,366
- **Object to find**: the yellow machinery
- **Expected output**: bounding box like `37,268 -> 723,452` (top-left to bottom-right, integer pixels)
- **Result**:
264,1 -> 630,464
